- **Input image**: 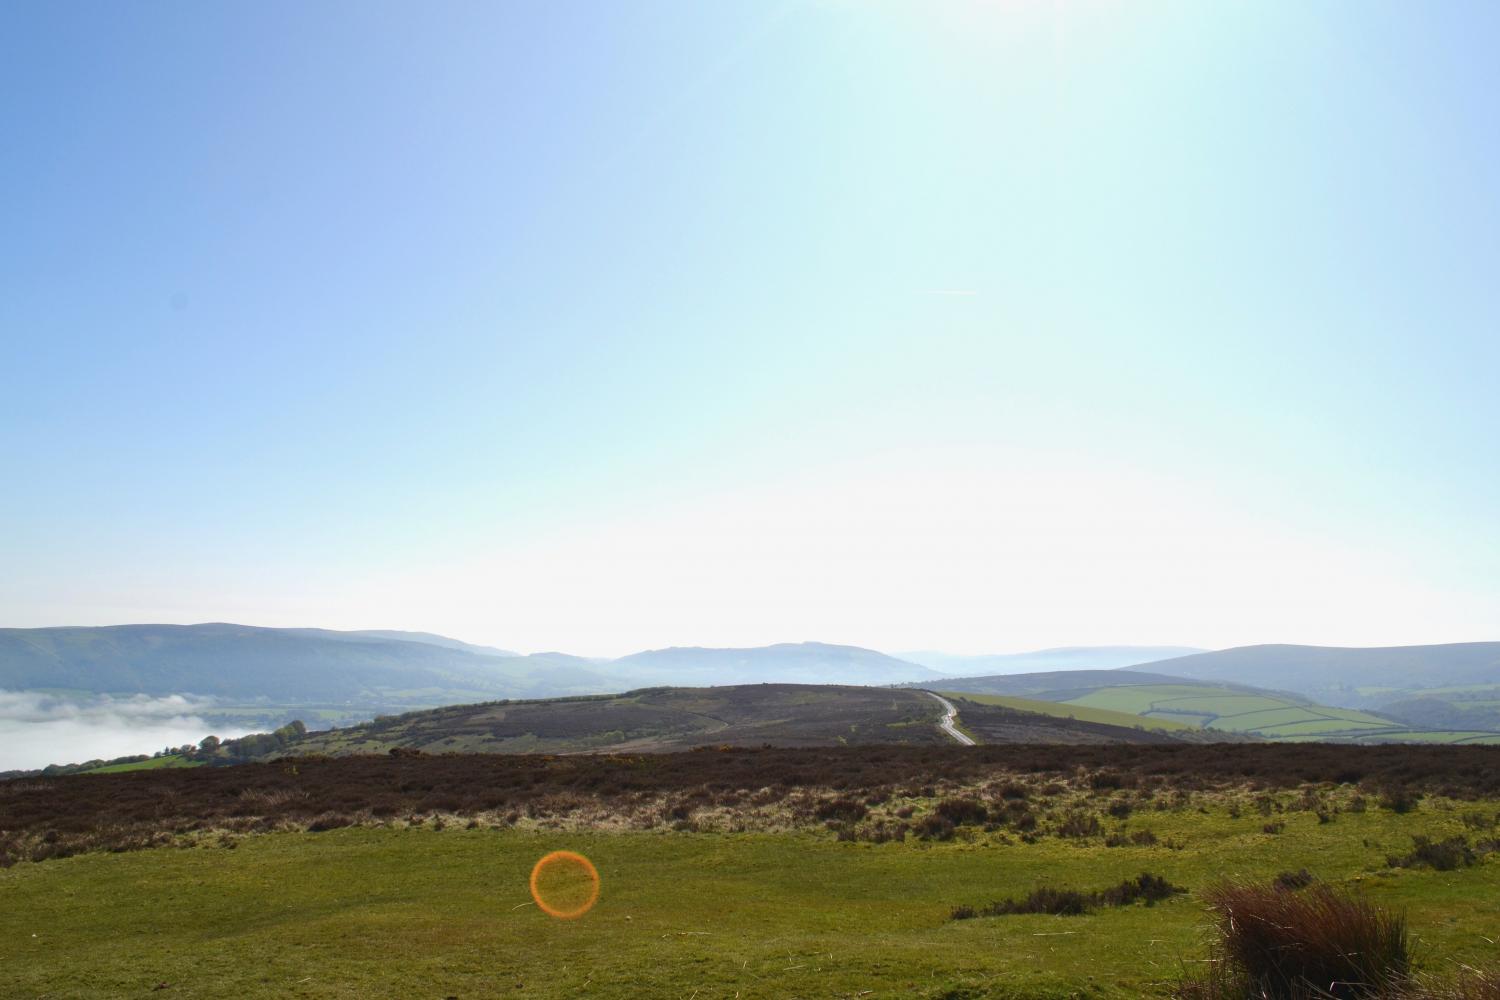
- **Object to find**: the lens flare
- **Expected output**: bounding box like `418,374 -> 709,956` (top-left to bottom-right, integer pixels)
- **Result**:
528,850 -> 601,920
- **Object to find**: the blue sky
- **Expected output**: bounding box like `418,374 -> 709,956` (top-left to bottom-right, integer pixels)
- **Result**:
3,1 -> 1497,655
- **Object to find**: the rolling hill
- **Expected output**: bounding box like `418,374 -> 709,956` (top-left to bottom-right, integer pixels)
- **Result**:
931,669 -> 1500,744
0,627 -> 939,712
265,683 -> 1200,757
0,624 -> 615,704
272,684 -> 954,755
1128,643 -> 1500,737
1129,642 -> 1500,702
938,691 -> 1197,732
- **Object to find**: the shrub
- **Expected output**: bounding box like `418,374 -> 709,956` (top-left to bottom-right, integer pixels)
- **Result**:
1176,879 -> 1409,999
814,797 -> 869,823
915,815 -> 956,841
1262,821 -> 1285,834
984,887 -> 1093,916
1097,872 -> 1183,907
934,797 -> 989,826
1273,869 -> 1315,891
1460,811 -> 1495,831
997,782 -> 1029,801
1388,835 -> 1476,872
1055,811 -> 1102,839
1107,800 -> 1133,819
1380,787 -> 1421,814
955,872 -> 1182,920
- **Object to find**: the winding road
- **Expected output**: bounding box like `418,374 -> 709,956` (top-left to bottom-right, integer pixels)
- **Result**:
923,691 -> 975,746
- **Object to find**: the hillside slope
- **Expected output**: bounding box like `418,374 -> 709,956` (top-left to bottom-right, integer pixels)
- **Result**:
1130,643 -> 1500,704
0,628 -> 941,708
931,670 -> 1500,744
277,684 -> 952,755
0,624 -> 614,703
265,683 -> 1204,757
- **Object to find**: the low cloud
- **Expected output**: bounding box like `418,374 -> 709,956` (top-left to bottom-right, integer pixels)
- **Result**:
0,691 -> 245,772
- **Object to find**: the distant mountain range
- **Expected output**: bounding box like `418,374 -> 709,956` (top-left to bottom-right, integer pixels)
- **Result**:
0,625 -> 940,707
1127,642 -> 1500,700
901,646 -> 1205,675
4,626 -> 1496,741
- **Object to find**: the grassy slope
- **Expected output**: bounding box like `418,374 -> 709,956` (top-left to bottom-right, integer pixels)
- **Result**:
279,684 -> 950,757
1057,683 -> 1500,743
941,691 -> 1194,732
4,802 -> 1499,999
82,754 -> 202,774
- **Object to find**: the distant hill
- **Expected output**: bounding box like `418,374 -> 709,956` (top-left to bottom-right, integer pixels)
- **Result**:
928,668 -> 1500,745
0,624 -> 615,704
0,627 -> 937,709
276,685 -> 954,755
1129,643 -> 1500,702
1127,643 -> 1500,738
901,646 -> 1206,675
611,642 -> 940,687
327,630 -> 519,658
271,683 -> 1202,757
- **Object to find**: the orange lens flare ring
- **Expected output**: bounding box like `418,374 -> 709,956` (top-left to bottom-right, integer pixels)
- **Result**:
528,850 -> 601,920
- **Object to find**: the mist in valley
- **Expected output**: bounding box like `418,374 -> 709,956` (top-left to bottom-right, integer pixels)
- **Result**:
0,691 -> 247,772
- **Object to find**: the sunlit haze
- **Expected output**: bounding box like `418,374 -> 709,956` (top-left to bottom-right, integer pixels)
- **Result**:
5,2 -> 1497,656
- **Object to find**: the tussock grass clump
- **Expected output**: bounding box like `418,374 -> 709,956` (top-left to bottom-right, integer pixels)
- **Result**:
1176,879 -> 1409,999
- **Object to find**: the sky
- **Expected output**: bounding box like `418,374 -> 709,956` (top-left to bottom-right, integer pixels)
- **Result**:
3,1 -> 1498,657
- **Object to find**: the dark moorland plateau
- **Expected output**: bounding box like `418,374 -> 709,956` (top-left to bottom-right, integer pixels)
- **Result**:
7,743 -> 1500,866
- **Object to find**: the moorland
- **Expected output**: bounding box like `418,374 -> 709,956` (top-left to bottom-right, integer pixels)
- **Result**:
4,744 -> 1499,998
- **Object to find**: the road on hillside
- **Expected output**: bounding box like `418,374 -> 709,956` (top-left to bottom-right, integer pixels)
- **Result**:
923,691 -> 975,746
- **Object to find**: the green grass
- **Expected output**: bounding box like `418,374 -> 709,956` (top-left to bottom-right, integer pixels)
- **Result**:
1051,683 -> 1497,743
81,753 -> 203,774
943,691 -> 1194,732
4,795 -> 1500,998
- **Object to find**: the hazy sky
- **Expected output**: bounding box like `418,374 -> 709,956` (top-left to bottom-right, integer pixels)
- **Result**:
4,2 -> 1497,657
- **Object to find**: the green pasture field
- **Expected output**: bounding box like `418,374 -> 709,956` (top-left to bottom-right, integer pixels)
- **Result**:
4,793 -> 1499,998
939,692 -> 1194,732
81,753 -> 202,774
1049,684 -> 1500,743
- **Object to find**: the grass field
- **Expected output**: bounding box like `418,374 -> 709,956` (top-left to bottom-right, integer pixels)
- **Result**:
5,748 -> 1500,998
4,794 -> 1499,998
81,753 -> 202,774
940,691 -> 1194,732
1053,684 -> 1500,743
